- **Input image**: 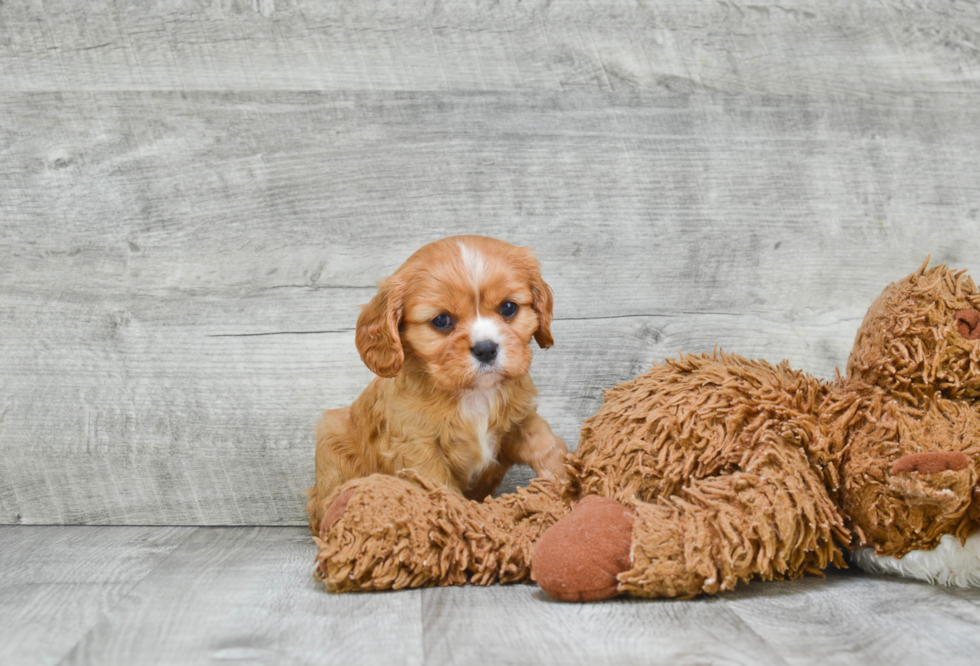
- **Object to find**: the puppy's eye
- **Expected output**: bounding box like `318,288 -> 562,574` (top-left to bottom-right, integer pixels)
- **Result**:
498,301 -> 519,318
431,314 -> 454,331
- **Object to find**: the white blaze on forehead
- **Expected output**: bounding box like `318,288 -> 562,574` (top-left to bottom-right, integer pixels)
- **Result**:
458,242 -> 488,295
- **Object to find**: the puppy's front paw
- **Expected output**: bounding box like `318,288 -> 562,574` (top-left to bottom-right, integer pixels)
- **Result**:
525,431 -> 569,483
531,495 -> 633,602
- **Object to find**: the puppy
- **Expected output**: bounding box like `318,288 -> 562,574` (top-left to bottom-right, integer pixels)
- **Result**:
306,235 -> 568,533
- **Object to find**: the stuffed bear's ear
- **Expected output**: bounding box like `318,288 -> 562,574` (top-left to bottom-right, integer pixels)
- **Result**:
521,250 -> 554,349
954,309 -> 980,340
355,279 -> 405,378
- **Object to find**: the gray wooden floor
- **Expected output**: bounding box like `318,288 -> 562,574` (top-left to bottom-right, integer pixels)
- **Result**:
4,525 -> 980,666
6,0 -> 980,663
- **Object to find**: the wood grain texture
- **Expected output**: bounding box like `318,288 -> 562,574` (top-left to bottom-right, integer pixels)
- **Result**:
0,526 -> 195,666
4,525 -> 980,665
422,573 -> 980,665
55,527 -> 425,666
728,571 -> 980,666
422,584 -> 787,666
3,90 -> 980,524
2,1 -> 980,95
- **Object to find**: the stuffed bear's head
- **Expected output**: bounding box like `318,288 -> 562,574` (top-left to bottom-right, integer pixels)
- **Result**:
845,260 -> 980,400
837,261 -> 980,560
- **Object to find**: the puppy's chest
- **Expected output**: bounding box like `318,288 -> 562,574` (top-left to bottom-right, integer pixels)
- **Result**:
457,388 -> 508,470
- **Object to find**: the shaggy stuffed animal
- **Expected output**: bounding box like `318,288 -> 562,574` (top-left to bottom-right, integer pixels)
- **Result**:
311,261 -> 980,600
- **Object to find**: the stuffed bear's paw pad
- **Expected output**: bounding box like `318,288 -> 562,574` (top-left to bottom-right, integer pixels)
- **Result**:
531,495 -> 633,602
320,487 -> 356,535
891,451 -> 970,475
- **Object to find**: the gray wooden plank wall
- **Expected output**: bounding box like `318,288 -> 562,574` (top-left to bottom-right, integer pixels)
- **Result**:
2,0 -> 980,525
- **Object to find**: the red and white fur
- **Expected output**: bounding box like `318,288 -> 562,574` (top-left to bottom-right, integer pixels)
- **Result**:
306,235 -> 568,533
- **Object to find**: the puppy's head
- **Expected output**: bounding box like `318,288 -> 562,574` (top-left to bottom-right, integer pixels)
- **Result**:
355,235 -> 554,390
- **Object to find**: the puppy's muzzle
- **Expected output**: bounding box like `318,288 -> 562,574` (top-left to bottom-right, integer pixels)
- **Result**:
471,341 -> 499,365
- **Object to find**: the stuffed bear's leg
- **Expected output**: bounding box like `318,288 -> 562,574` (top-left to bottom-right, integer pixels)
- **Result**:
621,463 -> 847,598
314,471 -> 572,592
535,444 -> 849,600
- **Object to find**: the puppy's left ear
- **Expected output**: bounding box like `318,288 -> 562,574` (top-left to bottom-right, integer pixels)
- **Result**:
521,249 -> 554,349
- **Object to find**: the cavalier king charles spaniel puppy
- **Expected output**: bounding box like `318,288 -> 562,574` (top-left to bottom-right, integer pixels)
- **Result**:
306,235 -> 568,533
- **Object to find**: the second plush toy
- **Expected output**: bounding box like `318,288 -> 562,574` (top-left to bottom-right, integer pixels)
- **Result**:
313,260 -> 980,600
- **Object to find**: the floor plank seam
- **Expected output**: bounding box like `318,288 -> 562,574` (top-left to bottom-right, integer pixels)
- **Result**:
696,598 -> 792,666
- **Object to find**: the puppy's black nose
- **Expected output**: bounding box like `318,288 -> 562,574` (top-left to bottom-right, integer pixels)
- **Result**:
471,341 -> 499,364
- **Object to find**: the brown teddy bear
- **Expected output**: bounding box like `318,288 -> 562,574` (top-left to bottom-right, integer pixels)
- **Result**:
311,260 -> 980,601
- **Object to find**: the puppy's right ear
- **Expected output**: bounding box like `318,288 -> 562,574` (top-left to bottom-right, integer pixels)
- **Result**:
355,279 -> 405,377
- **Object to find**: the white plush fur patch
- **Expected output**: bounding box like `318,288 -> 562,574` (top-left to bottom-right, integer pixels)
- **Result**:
852,532 -> 980,586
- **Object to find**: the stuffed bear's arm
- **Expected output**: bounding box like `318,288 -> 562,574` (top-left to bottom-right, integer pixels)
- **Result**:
533,444 -> 848,600
314,471 -> 572,592
846,449 -> 977,555
848,451 -> 980,585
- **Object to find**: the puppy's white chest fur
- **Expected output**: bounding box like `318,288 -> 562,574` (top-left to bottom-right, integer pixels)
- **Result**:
459,386 -> 500,473
852,531 -> 980,586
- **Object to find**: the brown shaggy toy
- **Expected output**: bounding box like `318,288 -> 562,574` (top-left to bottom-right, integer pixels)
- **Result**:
312,260 -> 980,601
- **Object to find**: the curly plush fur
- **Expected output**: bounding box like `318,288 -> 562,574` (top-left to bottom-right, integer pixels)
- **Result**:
312,260 -> 980,600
